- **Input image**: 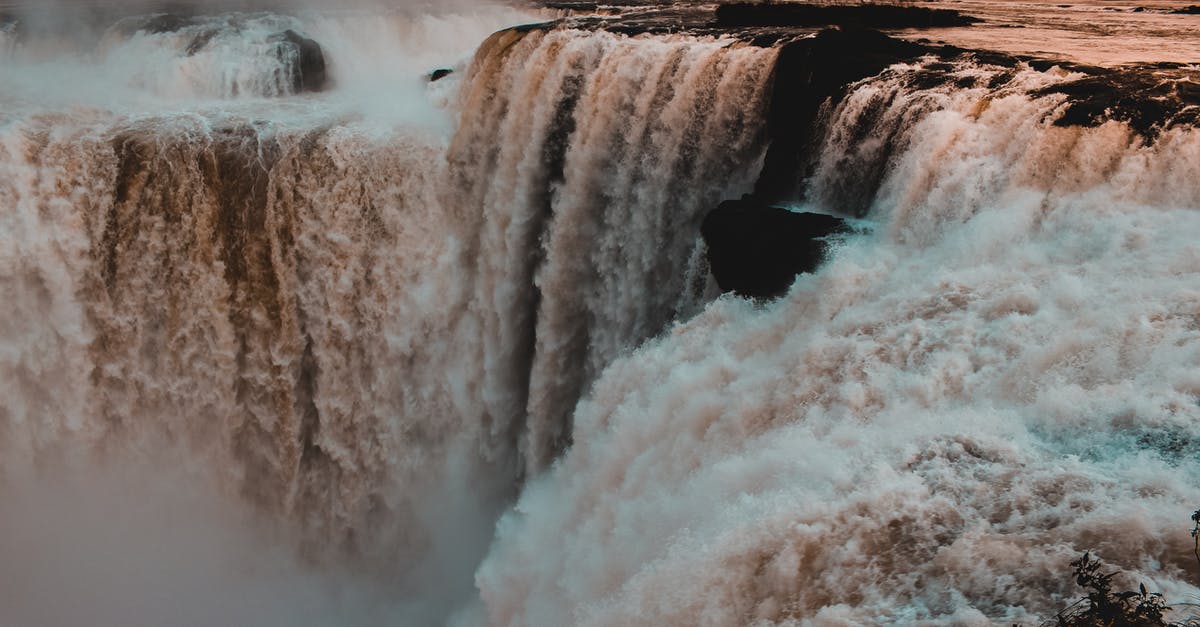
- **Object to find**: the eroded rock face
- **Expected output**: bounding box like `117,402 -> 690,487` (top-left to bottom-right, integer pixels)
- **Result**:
112,12 -> 200,36
702,197 -> 849,299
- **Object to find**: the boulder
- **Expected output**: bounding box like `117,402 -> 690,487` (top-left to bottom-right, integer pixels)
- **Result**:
702,195 -> 850,300
272,29 -> 327,93
184,28 -> 217,56
428,68 -> 453,82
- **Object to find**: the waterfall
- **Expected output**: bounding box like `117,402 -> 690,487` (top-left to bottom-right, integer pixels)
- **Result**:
4,4 -> 1200,625
476,52 -> 1200,626
0,11 -> 777,624
448,27 -> 774,475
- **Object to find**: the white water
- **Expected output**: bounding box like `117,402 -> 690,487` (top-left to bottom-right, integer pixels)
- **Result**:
478,59 -> 1200,625
0,8 -> 775,625
0,6 -> 542,624
449,28 -> 772,474
4,3 -> 1200,626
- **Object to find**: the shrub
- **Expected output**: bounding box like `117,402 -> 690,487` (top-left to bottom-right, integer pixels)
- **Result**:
1046,552 -> 1174,626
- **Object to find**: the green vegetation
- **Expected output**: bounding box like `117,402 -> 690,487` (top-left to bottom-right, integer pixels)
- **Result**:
1039,510 -> 1200,627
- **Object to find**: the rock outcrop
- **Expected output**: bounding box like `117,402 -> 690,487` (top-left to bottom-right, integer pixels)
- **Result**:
271,29 -> 327,93
1035,65 -> 1200,136
702,196 -> 849,299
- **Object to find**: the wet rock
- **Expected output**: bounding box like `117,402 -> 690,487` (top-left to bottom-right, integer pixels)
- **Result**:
755,28 -> 926,202
141,13 -> 195,33
428,68 -> 453,82
271,29 -> 327,93
544,1 -> 598,10
184,28 -> 218,56
113,13 -> 198,36
702,196 -> 850,299
715,3 -> 980,29
1035,67 -> 1200,135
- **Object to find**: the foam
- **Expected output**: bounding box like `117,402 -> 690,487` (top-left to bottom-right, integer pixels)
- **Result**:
476,69 -> 1200,625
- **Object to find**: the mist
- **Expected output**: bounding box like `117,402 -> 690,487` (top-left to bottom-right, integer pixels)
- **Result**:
0,0 -> 543,127
0,460 -> 414,627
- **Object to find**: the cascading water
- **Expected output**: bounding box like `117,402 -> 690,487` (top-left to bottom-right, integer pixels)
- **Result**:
477,56 -> 1200,625
0,5 -> 776,625
0,7 -> 540,622
3,2 -> 1200,625
449,27 -> 773,474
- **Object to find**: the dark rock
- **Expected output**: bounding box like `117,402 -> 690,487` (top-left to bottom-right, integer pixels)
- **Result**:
512,21 -> 560,34
113,13 -> 198,36
142,13 -> 195,33
271,29 -> 327,93
754,28 -> 927,203
544,1 -> 598,10
702,196 -> 850,299
184,28 -> 218,56
428,68 -> 453,82
715,3 -> 980,29
1035,68 -> 1200,136
1170,5 -> 1200,13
